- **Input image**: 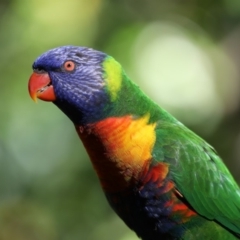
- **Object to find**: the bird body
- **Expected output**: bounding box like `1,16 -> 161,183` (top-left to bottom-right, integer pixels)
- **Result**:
28,46 -> 240,239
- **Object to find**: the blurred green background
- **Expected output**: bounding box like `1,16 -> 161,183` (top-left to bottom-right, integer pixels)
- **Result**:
1,0 -> 240,239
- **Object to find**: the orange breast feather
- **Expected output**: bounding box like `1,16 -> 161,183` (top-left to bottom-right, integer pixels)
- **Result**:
76,114 -> 156,192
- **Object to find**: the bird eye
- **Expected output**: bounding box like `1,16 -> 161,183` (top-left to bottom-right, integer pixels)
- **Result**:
63,60 -> 76,72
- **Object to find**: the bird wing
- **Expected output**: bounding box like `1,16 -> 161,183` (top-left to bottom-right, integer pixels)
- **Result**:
153,121 -> 240,234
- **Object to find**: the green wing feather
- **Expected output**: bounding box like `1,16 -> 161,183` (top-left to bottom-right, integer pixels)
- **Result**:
153,120 -> 240,234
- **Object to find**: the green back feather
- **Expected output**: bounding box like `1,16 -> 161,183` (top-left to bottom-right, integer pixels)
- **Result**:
103,58 -> 240,235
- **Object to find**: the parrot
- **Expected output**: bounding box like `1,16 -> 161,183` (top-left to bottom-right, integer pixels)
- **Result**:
28,46 -> 240,240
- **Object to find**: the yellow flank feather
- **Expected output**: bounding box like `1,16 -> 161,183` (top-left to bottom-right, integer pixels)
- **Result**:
103,57 -> 122,101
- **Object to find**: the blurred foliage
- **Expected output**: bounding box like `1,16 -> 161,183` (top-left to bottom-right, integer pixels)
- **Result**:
1,0 -> 240,239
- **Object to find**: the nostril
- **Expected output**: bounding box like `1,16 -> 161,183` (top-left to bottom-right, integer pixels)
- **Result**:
33,67 -> 47,74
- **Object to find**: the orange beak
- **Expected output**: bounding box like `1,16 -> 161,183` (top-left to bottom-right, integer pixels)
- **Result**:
28,72 -> 56,102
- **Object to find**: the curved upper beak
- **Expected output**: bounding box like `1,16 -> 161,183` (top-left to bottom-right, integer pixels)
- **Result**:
28,72 -> 56,102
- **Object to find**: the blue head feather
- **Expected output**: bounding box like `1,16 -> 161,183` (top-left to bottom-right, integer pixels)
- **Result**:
32,46 -> 111,125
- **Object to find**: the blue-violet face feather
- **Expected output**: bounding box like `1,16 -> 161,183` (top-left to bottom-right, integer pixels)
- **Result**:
32,46 -> 110,125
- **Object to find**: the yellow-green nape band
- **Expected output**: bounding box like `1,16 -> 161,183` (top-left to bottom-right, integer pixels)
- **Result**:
103,57 -> 122,101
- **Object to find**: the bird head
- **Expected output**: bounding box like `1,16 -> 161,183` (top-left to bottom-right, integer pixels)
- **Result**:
28,46 -> 123,125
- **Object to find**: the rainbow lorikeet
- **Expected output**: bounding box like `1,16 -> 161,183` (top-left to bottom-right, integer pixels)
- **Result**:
28,46 -> 240,240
